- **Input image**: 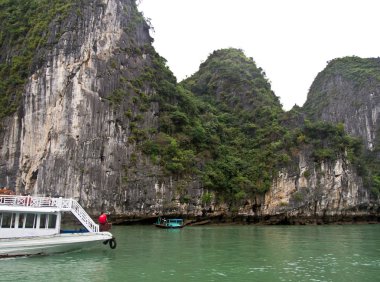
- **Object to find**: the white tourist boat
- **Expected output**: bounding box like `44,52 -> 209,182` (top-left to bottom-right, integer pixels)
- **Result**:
0,194 -> 116,257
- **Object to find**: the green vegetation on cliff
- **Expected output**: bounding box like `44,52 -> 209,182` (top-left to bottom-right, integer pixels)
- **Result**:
181,49 -> 285,199
0,0 -> 74,119
138,48 -> 288,202
365,136 -> 380,197
322,57 -> 380,86
139,48 -> 368,205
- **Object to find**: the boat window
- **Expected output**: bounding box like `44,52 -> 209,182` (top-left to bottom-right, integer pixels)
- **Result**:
10,213 -> 15,228
18,213 -> 26,228
0,212 -> 14,228
40,214 -> 47,228
25,213 -> 36,228
0,213 -> 6,228
48,214 -> 57,228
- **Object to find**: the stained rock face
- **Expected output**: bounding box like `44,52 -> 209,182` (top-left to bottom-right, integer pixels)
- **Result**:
0,0 -> 205,217
264,153 -> 371,220
20,0 -> 134,202
2,0 -> 163,214
227,149 -> 373,223
304,57 -> 380,150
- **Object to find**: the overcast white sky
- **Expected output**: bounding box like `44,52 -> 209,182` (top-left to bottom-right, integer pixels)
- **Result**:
138,0 -> 380,110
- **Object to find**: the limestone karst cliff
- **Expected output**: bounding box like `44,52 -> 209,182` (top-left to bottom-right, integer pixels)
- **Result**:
0,0 -> 176,215
303,57 -> 380,150
0,0 -> 378,222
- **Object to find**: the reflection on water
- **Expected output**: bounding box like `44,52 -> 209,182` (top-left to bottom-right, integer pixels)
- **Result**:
0,249 -> 114,282
1,225 -> 379,282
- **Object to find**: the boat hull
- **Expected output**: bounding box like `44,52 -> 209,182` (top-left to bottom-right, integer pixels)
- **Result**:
0,232 -> 113,257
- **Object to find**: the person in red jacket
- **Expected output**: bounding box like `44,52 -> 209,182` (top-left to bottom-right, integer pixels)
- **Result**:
98,213 -> 107,225
98,212 -> 111,231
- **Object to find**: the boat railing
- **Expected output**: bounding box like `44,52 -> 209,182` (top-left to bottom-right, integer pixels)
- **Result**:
0,195 -> 99,233
69,199 -> 99,233
0,195 -> 71,209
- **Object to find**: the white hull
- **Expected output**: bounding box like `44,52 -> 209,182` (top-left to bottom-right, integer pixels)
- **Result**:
0,232 -> 113,257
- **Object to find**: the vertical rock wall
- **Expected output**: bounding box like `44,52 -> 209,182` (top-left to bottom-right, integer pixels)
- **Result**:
305,60 -> 380,150
231,150 -> 373,222
264,152 -> 370,219
2,1 -> 146,212
321,78 -> 380,150
0,0 -> 204,216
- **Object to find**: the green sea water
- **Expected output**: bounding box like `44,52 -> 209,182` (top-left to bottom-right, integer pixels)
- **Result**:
1,225 -> 379,281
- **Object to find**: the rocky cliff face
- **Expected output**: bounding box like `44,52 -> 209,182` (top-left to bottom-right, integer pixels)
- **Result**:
2,0 -> 133,202
303,57 -> 380,150
262,150 -> 374,223
0,1 -> 378,222
0,0 -> 204,216
262,57 -> 380,222
199,150 -> 374,224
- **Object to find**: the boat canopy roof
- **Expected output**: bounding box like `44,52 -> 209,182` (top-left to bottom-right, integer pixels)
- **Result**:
0,195 -> 71,212
168,219 -> 183,222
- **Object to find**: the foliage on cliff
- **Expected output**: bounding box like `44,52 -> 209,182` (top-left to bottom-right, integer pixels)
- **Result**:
140,48 -> 368,204
140,48 -> 288,202
362,131 -> 380,197
0,0 -> 74,119
180,49 -> 286,198
321,57 -> 380,86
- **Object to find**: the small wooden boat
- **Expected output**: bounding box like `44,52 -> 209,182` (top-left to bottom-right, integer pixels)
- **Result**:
154,217 -> 185,229
0,194 -> 116,257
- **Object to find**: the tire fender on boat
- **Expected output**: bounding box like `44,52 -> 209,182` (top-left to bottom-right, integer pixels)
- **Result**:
109,238 -> 117,249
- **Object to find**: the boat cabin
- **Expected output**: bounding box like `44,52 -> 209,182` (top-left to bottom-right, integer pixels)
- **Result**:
0,195 -> 99,239
0,208 -> 61,238
155,217 -> 184,228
